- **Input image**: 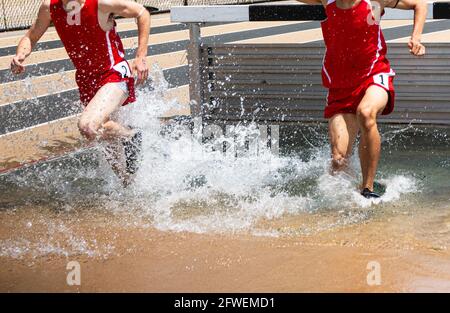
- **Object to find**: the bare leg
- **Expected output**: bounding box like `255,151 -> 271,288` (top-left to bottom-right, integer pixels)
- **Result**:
102,142 -> 129,183
77,83 -> 136,184
328,113 -> 359,176
356,85 -> 388,191
78,83 -> 133,141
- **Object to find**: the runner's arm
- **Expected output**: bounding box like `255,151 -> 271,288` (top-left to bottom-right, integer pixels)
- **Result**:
385,0 -> 427,55
99,0 -> 151,85
11,0 -> 51,74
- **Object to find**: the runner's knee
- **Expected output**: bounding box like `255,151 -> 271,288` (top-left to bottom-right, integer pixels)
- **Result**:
356,106 -> 377,131
78,118 -> 101,140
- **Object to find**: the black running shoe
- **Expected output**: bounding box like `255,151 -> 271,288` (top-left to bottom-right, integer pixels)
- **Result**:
361,188 -> 381,199
122,130 -> 143,175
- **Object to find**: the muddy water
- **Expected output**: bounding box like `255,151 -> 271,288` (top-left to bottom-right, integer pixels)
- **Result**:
0,123 -> 449,260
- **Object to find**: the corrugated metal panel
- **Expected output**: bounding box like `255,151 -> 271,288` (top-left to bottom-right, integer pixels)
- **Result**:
199,43 -> 450,125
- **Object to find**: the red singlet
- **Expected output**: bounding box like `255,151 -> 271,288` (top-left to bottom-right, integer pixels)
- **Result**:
320,0 -> 395,118
50,0 -> 135,105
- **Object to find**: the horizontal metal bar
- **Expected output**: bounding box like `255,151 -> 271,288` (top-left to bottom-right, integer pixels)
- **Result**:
171,5 -> 250,22
171,3 -> 447,22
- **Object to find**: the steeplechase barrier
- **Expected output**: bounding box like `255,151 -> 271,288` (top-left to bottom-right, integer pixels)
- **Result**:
171,3 -> 450,126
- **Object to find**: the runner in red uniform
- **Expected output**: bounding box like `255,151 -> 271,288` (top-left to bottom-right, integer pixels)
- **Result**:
298,0 -> 426,198
11,0 -> 151,185
49,0 -> 137,106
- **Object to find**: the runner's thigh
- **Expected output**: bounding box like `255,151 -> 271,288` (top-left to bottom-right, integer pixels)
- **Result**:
81,82 -> 129,125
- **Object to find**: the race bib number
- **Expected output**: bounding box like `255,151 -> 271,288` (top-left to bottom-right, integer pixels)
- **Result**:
373,73 -> 389,89
113,61 -> 132,78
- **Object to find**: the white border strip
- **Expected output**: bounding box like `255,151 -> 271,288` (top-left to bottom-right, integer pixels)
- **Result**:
171,5 -> 250,23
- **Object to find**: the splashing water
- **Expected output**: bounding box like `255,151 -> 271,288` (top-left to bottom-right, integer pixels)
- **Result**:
1,66 -> 449,259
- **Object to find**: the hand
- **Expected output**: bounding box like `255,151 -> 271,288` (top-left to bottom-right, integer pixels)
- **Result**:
11,54 -> 26,74
132,56 -> 149,85
408,37 -> 425,56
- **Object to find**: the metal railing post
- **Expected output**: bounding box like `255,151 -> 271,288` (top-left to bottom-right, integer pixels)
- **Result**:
187,22 -> 203,118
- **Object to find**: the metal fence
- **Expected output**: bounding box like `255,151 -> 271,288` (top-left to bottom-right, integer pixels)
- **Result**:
0,0 -> 273,32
